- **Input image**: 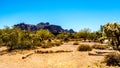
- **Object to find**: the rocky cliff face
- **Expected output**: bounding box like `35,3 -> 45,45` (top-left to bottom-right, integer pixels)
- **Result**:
14,22 -> 75,33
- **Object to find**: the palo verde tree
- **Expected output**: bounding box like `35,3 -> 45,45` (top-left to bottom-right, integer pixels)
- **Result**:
1,27 -> 20,50
1,26 -> 12,46
56,32 -> 71,42
103,22 -> 120,49
1,26 -> 35,51
75,28 -> 91,41
36,29 -> 54,41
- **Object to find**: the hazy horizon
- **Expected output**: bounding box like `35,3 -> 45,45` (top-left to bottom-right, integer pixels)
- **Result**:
0,0 -> 120,31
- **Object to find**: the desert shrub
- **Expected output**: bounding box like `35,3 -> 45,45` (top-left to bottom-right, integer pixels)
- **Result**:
92,44 -> 109,50
41,40 -> 62,48
54,42 -> 61,46
34,41 -> 42,46
63,37 -> 69,42
78,44 -> 92,51
103,52 -> 120,66
7,41 -> 35,51
0,39 -> 4,46
36,29 -> 54,41
60,40 -> 64,44
41,42 -> 54,48
18,41 -> 35,50
73,41 -> 79,45
41,44 -> 49,48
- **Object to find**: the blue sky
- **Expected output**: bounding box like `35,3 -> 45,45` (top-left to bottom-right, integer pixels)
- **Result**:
0,0 -> 120,31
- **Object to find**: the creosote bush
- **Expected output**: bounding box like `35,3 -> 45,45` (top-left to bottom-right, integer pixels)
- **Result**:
92,44 -> 109,50
78,44 -> 92,51
103,52 -> 120,66
73,41 -> 79,45
54,42 -> 61,46
41,42 -> 54,48
41,41 -> 62,48
63,37 -> 69,42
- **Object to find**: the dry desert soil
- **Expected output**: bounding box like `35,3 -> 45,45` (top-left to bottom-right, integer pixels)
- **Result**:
0,41 -> 119,68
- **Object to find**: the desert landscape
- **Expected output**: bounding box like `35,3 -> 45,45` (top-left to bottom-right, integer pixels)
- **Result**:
1,0 -> 120,68
0,41 -> 119,68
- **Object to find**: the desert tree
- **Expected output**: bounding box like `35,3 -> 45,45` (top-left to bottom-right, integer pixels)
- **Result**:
36,29 -> 54,41
75,28 -> 91,41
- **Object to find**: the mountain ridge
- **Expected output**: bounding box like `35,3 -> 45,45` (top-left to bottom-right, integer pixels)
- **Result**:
14,22 -> 75,34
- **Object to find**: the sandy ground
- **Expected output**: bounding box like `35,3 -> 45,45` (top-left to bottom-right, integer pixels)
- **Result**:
0,41 -> 113,68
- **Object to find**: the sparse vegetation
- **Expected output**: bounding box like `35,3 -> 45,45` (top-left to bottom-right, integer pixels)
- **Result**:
103,52 -> 120,66
41,41 -> 62,48
54,42 -> 62,46
0,22 -> 120,54
78,44 -> 92,51
0,26 -> 56,50
92,44 -> 109,50
73,41 -> 79,45
74,28 -> 101,42
75,28 -> 91,41
1,0 -> 120,67
41,42 -> 54,48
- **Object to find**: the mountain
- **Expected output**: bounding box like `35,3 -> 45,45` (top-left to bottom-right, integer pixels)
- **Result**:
14,22 -> 75,34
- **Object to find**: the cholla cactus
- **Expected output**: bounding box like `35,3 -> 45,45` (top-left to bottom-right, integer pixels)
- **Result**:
103,22 -> 120,50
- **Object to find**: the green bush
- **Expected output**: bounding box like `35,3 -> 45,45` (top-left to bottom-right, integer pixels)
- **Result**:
34,41 -> 42,46
73,41 -> 79,45
78,44 -> 92,51
103,52 -> 120,66
18,41 -> 35,50
7,41 -> 35,51
92,44 -> 109,50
